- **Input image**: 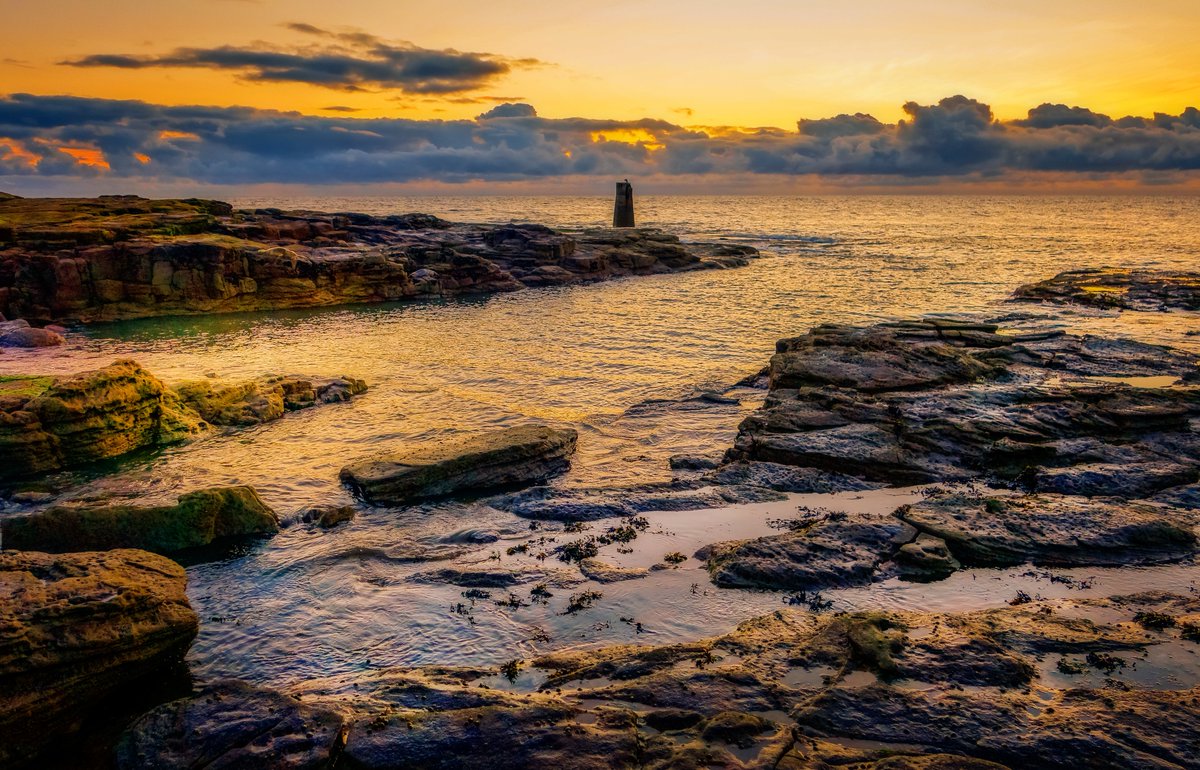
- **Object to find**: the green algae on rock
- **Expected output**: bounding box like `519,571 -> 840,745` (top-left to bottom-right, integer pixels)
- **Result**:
0,361 -> 368,481
0,359 -> 206,480
341,424 -> 579,505
1,485 -> 278,555
174,373 -> 367,426
0,548 -> 198,768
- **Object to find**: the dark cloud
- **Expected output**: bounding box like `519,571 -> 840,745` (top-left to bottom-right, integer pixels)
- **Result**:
1,93 -> 1198,186
61,26 -> 539,95
797,113 -> 885,138
477,103 -> 537,120
1017,103 -> 1113,128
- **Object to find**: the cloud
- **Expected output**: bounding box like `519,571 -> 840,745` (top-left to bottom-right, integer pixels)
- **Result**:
61,25 -> 540,95
477,103 -> 537,120
0,93 -> 1198,188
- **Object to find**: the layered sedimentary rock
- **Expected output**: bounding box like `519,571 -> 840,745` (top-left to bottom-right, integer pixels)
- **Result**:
1,485 -> 279,555
0,361 -> 367,481
116,680 -> 347,770
901,491 -> 1198,567
174,374 -> 367,426
0,549 -> 198,767
117,594 -> 1200,770
341,424 -> 578,505
1012,267 -> 1200,311
722,320 -> 1200,490
0,195 -> 757,323
0,360 -> 206,480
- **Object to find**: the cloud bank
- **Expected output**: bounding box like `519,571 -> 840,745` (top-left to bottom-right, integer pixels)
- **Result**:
1,94 -> 1198,189
62,24 -> 539,95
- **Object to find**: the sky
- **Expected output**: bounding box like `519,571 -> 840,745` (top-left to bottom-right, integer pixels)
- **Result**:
1,0 -> 1198,194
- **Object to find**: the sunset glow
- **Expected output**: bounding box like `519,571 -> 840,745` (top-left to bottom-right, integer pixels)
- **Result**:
0,0 -> 1197,192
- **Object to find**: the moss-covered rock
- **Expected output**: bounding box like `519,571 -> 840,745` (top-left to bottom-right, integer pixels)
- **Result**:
0,360 -> 207,480
174,374 -> 367,426
0,549 -> 198,768
0,485 -> 278,555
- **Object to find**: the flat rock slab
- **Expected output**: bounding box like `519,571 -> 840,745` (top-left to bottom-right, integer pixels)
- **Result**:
116,680 -> 346,770
0,549 -> 198,766
1012,268 -> 1200,311
0,485 -> 279,556
698,512 -> 917,590
340,424 -> 578,505
490,481 -> 784,521
901,492 -> 1199,567
1034,461 -> 1198,498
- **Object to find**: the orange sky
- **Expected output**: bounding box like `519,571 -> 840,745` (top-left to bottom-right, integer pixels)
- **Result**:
2,0 -> 1198,127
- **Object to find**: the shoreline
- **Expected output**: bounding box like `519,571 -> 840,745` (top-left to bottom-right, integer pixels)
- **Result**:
1,262 -> 1198,768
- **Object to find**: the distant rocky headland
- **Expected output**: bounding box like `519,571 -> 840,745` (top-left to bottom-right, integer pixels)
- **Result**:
0,193 -> 757,328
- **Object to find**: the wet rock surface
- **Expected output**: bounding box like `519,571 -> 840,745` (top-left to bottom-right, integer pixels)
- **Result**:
1012,268 -> 1200,311
900,490 -> 1198,567
0,195 -> 757,323
724,319 -> 1200,488
0,360 -> 366,482
0,549 -> 198,767
341,424 -> 578,505
174,374 -> 367,426
1,485 -> 279,556
699,511 -> 916,590
117,595 -> 1200,769
489,480 -> 785,521
116,680 -> 347,770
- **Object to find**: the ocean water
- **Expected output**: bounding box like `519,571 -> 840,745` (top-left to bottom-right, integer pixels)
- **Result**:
1,195 -> 1198,686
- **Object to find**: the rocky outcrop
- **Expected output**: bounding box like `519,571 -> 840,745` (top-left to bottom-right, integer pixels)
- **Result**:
174,374 -> 367,426
0,361 -> 368,481
341,424 -> 578,505
900,491 -> 1198,567
0,360 -> 206,480
722,319 -> 1200,490
1,485 -> 279,555
116,594 -> 1200,770
0,549 -> 198,767
116,680 -> 347,770
1012,268 -> 1200,311
0,195 -> 758,323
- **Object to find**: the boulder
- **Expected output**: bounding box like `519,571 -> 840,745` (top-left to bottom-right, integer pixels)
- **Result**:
0,486 -> 279,555
0,360 -> 207,480
116,681 -> 347,770
900,492 -> 1198,567
341,424 -> 578,505
300,504 -> 357,529
0,549 -> 198,767
0,319 -> 65,348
